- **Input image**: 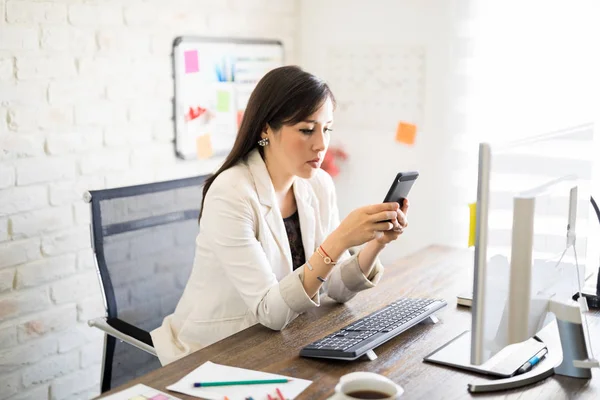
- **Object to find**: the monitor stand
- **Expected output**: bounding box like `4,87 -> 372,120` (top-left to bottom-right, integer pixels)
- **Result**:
423,330 -> 546,379
424,300 -> 599,393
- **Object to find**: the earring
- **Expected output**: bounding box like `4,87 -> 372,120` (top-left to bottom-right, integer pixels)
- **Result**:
257,137 -> 269,147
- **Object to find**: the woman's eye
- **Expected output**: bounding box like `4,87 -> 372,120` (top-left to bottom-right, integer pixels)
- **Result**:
299,129 -> 314,135
325,128 -> 333,132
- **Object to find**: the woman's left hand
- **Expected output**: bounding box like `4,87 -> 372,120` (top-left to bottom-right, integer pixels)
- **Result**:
374,198 -> 409,245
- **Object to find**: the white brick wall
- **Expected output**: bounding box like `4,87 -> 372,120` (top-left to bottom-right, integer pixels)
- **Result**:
0,268 -> 15,293
0,325 -> 18,349
21,351 -> 79,388
0,58 -> 13,80
0,81 -> 47,105
0,372 -> 20,399
0,238 -> 41,269
41,26 -> 96,55
5,1 -> 67,24
17,305 -> 76,344
15,157 -> 76,186
0,134 -> 46,161
15,56 -> 77,80
0,287 -> 51,320
0,166 -> 15,189
0,0 -> 299,398
9,206 -> 73,239
0,218 -> 9,242
15,254 -> 76,289
0,26 -> 39,50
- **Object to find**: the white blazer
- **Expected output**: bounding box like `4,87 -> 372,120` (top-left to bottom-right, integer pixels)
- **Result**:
151,149 -> 384,365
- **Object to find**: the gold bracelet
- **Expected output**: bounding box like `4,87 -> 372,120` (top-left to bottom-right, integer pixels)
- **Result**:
316,245 -> 336,265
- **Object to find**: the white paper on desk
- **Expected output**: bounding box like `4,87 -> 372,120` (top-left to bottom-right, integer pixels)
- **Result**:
167,361 -> 312,400
101,383 -> 182,400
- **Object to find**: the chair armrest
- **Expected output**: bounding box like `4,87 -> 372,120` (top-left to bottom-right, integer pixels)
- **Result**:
88,317 -> 156,356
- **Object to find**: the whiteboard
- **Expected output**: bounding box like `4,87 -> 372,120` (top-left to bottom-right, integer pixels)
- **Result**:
172,36 -> 284,160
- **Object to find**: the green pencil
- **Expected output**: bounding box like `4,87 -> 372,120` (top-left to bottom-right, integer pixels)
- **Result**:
193,379 -> 290,387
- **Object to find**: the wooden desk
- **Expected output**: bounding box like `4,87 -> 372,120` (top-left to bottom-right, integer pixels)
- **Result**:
99,245 -> 599,399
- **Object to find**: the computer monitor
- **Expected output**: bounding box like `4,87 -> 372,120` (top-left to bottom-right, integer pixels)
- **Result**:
471,126 -> 593,366
425,152 -> 588,379
425,125 -> 594,382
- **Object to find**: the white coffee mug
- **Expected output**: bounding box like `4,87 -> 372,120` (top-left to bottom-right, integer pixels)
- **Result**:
332,372 -> 404,399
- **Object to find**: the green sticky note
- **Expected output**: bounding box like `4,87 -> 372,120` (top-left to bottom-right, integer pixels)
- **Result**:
216,90 -> 230,112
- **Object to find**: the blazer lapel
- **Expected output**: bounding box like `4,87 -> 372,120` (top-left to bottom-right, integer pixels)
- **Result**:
246,150 -> 292,272
293,179 -> 317,259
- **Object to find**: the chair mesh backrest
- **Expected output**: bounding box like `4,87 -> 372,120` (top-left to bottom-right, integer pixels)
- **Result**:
90,176 -> 206,388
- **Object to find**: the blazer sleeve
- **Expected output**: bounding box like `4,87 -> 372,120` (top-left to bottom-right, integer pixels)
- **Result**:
318,172 -> 385,303
201,182 -> 319,331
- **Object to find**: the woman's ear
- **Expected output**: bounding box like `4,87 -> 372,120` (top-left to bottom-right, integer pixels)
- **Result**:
261,124 -> 270,140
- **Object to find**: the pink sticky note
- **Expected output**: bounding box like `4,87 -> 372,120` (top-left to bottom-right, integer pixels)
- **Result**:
184,50 -> 199,73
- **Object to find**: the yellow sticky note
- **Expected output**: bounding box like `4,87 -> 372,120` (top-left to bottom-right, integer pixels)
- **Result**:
395,121 -> 417,145
196,134 -> 213,159
216,90 -> 230,112
468,202 -> 477,247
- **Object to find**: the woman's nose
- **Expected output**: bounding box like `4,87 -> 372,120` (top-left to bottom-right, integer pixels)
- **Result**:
313,130 -> 327,151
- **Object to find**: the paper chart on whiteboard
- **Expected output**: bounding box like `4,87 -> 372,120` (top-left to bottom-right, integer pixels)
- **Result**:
173,37 -> 284,160
324,45 -> 426,132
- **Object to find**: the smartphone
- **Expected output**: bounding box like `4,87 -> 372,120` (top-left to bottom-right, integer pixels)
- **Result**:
383,171 -> 419,207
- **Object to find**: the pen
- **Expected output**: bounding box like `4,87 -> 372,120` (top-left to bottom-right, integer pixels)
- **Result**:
516,348 -> 548,375
193,378 -> 290,387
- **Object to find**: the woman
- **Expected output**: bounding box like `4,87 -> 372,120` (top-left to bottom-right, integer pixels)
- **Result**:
151,66 -> 409,365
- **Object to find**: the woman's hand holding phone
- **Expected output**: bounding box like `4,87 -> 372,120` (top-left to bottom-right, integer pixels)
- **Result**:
374,198 -> 409,245
373,170 -> 416,244
331,170 -> 416,252
333,202 -> 402,249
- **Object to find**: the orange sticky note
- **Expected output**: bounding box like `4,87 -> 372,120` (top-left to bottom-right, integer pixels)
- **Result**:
395,122 -> 417,145
196,134 -> 213,159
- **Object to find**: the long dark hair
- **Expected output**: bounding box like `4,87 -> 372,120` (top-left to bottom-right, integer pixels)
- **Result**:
198,65 -> 336,221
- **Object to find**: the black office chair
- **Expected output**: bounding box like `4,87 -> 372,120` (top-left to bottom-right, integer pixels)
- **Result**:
84,175 -> 207,392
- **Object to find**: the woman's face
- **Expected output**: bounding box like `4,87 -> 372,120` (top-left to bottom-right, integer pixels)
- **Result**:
263,97 -> 334,180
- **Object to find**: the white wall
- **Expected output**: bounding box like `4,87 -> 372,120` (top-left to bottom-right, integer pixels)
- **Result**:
455,0 -> 600,271
0,1 -> 298,399
299,0 -> 600,266
299,0 -> 467,263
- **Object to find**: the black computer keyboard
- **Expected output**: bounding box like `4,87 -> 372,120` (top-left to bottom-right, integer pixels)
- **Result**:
300,298 -> 447,360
